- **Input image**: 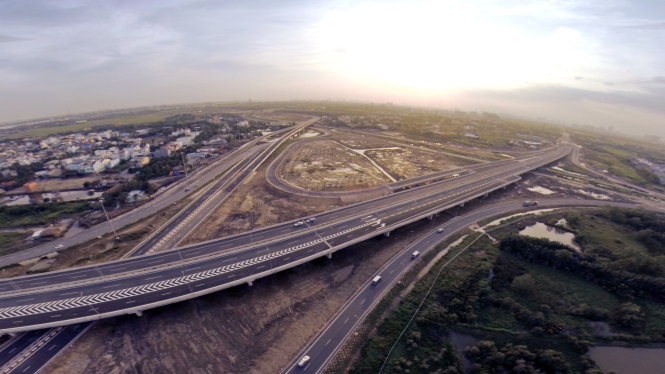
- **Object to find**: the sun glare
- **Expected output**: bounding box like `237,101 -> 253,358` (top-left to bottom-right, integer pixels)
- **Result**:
309,1 -> 596,93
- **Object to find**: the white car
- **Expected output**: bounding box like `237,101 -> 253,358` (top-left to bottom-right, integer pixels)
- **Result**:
297,355 -> 310,368
294,221 -> 304,227
54,244 -> 64,249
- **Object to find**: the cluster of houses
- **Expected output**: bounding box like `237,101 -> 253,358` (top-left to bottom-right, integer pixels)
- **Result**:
0,127 -> 205,182
0,114 -> 289,208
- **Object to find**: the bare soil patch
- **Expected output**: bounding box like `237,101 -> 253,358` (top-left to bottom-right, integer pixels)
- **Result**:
365,147 -> 457,180
277,132 -> 469,192
280,139 -> 391,192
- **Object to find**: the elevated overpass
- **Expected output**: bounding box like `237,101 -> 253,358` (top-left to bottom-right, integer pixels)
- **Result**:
0,143 -> 572,333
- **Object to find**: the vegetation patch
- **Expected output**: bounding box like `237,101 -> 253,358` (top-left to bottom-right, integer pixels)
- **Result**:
0,232 -> 28,256
0,201 -> 89,228
351,208 -> 665,373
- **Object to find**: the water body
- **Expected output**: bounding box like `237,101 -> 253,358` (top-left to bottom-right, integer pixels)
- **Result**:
519,222 -> 581,251
448,331 -> 478,372
589,346 -> 665,374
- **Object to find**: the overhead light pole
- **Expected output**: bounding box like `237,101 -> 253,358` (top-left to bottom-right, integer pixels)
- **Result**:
180,151 -> 189,179
99,198 -> 119,240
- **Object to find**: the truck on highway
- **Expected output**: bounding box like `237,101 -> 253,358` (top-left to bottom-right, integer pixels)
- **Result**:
371,275 -> 382,285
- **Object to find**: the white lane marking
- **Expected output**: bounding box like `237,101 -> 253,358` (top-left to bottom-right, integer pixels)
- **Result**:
0,220 -> 380,319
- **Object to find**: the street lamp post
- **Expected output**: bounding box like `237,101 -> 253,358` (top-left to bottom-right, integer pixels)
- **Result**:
99,199 -> 119,240
180,151 -> 189,179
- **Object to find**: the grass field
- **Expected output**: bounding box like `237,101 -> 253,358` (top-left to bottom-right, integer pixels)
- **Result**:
4,113 -> 170,139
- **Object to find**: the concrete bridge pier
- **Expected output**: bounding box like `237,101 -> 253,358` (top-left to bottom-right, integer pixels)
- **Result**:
459,202 -> 465,207
427,214 -> 433,220
247,280 -> 254,286
327,253 -> 333,259
135,310 -> 143,317
384,231 -> 391,237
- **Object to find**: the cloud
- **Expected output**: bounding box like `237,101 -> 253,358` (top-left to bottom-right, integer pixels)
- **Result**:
620,21 -> 665,30
648,76 -> 665,84
0,34 -> 27,43
0,0 -> 663,136
474,84 -> 664,113
455,84 -> 665,138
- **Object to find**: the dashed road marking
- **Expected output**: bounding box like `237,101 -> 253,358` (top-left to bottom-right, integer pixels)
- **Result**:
0,219 -> 383,320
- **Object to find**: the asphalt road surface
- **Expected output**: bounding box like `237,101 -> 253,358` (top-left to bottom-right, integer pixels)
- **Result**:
0,143 -> 572,333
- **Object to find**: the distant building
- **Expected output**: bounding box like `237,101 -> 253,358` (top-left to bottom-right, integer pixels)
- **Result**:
126,190 -> 148,203
153,148 -> 170,159
186,152 -> 208,164
24,181 -> 39,193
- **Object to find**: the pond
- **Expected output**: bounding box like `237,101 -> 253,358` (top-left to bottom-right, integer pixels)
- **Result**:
448,331 -> 477,371
519,222 -> 581,251
589,346 -> 665,374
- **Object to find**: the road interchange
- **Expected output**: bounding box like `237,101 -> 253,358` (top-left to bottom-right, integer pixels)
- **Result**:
0,118 -> 319,372
0,142 -> 572,333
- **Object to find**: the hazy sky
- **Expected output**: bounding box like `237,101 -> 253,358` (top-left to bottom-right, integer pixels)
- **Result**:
1,0 -> 664,137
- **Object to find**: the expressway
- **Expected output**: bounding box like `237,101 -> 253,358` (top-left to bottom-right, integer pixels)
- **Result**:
281,198 -> 639,373
0,139 -> 264,267
0,143 -> 572,333
0,118 -> 319,372
0,117 -> 319,267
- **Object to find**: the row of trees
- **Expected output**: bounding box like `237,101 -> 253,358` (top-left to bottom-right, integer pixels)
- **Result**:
465,341 -> 574,374
599,208 -> 665,255
601,208 -> 665,233
500,236 -> 665,303
0,162 -> 44,187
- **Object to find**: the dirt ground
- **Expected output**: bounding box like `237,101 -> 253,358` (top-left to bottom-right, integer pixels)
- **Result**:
34,133 -> 591,373
276,130 -> 467,192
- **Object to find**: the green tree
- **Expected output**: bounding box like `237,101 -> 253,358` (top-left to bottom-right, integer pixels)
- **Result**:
614,302 -> 644,330
511,274 -> 537,296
